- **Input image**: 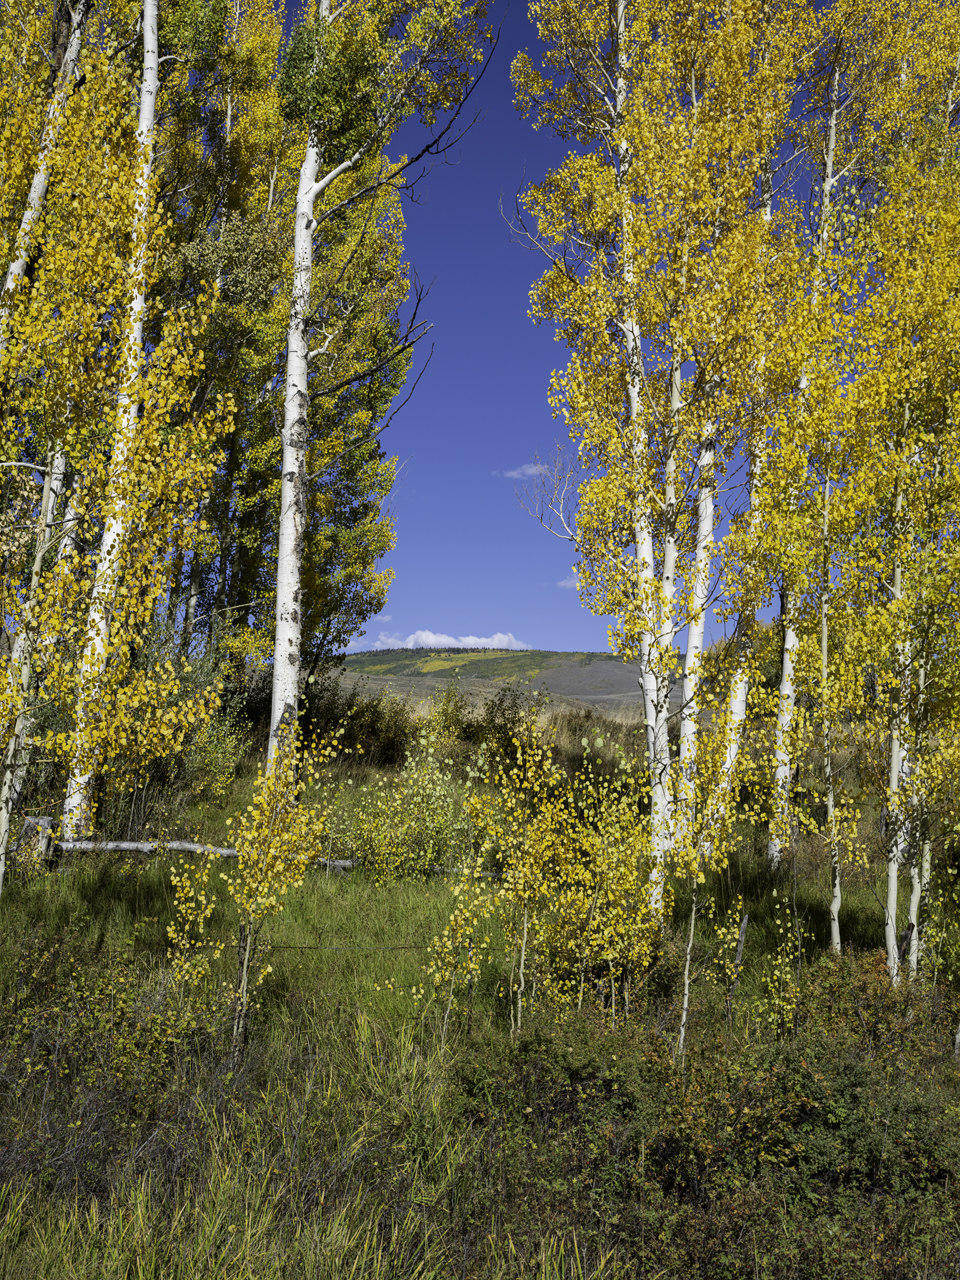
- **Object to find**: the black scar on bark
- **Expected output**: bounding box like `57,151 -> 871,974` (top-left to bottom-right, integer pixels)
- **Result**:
287,653 -> 298,665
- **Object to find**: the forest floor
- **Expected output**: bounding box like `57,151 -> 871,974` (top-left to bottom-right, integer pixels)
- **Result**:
3,687 -> 960,1278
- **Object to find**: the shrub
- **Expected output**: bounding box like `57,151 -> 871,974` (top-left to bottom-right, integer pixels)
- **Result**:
348,728 -> 474,882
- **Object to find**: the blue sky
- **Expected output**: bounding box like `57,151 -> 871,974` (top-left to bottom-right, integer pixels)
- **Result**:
346,3 -> 616,654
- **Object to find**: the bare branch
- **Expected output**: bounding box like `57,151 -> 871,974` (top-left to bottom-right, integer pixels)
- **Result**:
516,441 -> 583,542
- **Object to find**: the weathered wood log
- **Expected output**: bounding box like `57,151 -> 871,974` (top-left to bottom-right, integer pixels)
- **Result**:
12,821 -> 506,883
10,818 -> 357,871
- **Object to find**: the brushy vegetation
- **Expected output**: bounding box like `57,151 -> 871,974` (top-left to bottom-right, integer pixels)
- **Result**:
5,679 -> 960,1278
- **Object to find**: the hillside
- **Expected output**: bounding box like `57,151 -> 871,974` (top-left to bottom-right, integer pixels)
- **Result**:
340,647 -> 675,713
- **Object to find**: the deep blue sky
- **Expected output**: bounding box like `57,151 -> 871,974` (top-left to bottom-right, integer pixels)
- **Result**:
346,3 -> 616,654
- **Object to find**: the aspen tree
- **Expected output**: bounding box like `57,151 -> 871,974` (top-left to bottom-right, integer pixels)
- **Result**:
762,0 -> 960,882
268,0 -> 486,765
0,0 -> 87,338
56,0 -> 235,839
0,0 -> 89,875
517,0 -> 804,901
849,154 -> 960,980
60,0 -> 163,838
0,2 -> 150,866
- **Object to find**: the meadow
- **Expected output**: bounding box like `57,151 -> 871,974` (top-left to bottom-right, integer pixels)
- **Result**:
3,677 -> 960,1279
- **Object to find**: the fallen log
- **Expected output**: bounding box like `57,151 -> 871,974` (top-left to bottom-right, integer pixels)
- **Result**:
10,818 -> 357,872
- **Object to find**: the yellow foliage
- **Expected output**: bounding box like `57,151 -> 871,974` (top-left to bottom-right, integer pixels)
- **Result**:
427,718 -> 662,1031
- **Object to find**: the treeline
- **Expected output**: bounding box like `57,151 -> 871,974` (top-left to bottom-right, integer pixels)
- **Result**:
0,0 -> 487,878
516,0 -> 960,984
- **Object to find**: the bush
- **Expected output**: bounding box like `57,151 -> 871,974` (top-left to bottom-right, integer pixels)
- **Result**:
348,728 -> 474,881
303,672 -> 417,768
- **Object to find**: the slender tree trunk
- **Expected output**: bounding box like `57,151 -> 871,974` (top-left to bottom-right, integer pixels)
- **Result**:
56,478 -> 79,564
213,535 -> 229,632
0,0 -> 87,337
907,651 -> 930,977
165,548 -> 185,633
885,475 -> 906,984
643,351 -> 685,906
768,587 -> 798,869
886,705 -> 906,985
766,80 -> 838,871
269,124 -> 320,768
182,549 -> 201,654
679,439 -> 715,798
62,0 -> 158,840
615,0 -> 666,909
819,478 -> 841,954
714,462 -> 761,816
4,451 -> 70,828
0,459 -> 57,891
0,7 -> 87,856
677,882 -> 698,1058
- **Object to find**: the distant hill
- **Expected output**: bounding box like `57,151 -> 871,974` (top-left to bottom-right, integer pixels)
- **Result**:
339,648 -> 671,714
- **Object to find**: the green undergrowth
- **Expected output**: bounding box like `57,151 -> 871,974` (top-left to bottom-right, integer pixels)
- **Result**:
5,689 -> 960,1276
2,856 -> 960,1278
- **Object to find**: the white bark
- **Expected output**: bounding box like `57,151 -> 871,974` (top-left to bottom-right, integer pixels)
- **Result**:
269,127 -> 320,767
886,708 -> 907,985
182,550 -> 200,652
885,477 -> 906,984
679,440 -> 714,778
768,588 -> 798,869
0,6 -> 88,867
268,0 -> 387,768
907,655 -> 931,978
56,478 -> 79,564
62,0 -> 158,840
765,59 -> 842,872
0,0 -> 87,347
817,478 -> 841,954
713,458 -> 761,821
614,0 -> 666,909
644,361 -> 684,904
677,884 -> 697,1058
3,451 -> 70,829
0,461 -> 57,892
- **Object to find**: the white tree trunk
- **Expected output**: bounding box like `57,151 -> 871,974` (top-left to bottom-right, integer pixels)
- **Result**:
818,478 -> 841,954
0,0 -> 88,872
0,461 -> 57,891
0,0 -> 87,340
907,651 -> 931,978
268,127 -> 321,768
885,478 -> 906,984
3,451 -> 69,830
723,660 -> 750,781
885,709 -> 907,984
714,459 -> 760,823
679,440 -> 714,778
768,587 -> 797,869
61,0 -> 158,840
645,362 -> 684,903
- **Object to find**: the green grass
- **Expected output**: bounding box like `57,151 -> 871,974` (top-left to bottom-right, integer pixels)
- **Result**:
6,698 -> 960,1277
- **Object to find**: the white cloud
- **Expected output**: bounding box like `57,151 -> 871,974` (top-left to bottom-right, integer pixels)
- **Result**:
361,629 -> 531,651
501,462 -> 544,480
557,575 -> 579,589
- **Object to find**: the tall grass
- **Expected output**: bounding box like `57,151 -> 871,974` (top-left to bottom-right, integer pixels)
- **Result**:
5,689 -> 960,1277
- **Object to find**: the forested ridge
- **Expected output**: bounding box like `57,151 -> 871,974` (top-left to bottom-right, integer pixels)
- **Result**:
4,0 -> 960,1275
